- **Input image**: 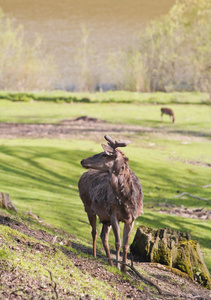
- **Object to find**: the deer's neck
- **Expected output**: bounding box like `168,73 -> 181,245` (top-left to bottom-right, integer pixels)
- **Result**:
110,163 -> 132,200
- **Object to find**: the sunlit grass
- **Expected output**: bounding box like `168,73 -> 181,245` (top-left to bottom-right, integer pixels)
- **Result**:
0,137 -> 210,271
0,225 -> 123,299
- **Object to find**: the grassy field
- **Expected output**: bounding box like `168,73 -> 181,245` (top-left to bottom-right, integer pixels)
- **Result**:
0,93 -> 211,273
0,99 -> 210,133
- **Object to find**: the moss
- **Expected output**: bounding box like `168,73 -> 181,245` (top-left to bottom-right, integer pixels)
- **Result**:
197,271 -> 211,289
153,241 -> 171,266
174,248 -> 193,278
173,240 -> 211,289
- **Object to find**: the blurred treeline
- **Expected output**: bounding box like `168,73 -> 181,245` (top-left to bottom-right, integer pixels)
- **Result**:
0,9 -> 57,91
108,0 -> 211,96
0,0 -> 211,94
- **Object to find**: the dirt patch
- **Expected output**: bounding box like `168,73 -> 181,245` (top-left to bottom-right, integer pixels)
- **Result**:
168,157 -> 211,168
0,120 -> 153,140
148,204 -> 211,220
0,117 -> 210,142
0,211 -> 211,299
159,207 -> 211,219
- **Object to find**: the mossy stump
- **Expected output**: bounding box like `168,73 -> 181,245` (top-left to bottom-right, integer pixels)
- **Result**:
130,225 -> 211,289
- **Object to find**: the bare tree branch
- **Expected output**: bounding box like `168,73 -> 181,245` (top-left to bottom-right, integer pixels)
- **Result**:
47,269 -> 58,299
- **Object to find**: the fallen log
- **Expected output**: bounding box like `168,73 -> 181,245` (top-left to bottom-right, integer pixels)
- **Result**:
174,192 -> 209,201
202,184 -> 211,188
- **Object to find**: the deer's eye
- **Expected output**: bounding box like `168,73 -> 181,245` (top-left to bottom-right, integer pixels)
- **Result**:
102,153 -> 107,157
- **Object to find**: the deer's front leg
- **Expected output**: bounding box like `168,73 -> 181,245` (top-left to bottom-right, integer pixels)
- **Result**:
111,215 -> 121,269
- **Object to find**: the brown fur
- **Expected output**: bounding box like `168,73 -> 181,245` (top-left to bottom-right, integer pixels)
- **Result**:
161,107 -> 175,123
78,143 -> 143,272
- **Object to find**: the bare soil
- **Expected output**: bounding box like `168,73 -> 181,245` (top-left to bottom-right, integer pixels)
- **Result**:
0,118 -> 152,140
0,117 -> 210,142
148,204 -> 211,220
0,211 -> 211,299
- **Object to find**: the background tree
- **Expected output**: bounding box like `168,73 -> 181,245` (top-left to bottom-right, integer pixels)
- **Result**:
107,0 -> 211,97
138,0 -> 211,95
0,9 -> 57,91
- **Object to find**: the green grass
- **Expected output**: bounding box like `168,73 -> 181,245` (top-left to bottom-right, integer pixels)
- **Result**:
0,93 -> 210,274
0,90 -> 210,104
0,224 -> 125,299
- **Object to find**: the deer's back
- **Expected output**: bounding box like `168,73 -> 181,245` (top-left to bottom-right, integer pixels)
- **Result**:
161,108 -> 174,116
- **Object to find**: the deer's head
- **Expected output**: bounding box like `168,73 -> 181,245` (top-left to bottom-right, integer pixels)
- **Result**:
81,135 -> 130,174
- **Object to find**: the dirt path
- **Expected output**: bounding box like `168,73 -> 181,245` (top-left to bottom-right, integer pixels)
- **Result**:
0,118 -> 210,141
0,120 -> 153,139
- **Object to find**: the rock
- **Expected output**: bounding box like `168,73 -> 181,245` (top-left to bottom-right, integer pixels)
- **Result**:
130,225 -> 211,289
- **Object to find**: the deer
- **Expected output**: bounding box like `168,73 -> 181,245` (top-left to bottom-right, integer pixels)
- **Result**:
78,135 -> 143,273
161,107 -> 175,123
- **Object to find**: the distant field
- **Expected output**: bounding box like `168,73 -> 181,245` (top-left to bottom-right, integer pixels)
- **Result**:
0,99 -> 211,134
0,92 -> 210,271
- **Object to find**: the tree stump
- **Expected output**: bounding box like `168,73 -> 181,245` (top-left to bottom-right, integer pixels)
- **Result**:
0,192 -> 18,212
130,225 -> 211,289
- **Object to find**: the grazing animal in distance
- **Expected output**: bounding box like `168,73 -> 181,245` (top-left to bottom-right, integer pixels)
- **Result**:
78,135 -> 143,272
161,107 -> 175,123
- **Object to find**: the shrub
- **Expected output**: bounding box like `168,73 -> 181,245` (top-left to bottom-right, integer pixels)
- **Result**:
0,9 -> 57,91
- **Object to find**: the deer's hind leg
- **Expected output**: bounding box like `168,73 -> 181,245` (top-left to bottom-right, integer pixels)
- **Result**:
87,211 -> 97,258
111,215 -> 121,269
122,221 -> 134,273
100,223 -> 113,266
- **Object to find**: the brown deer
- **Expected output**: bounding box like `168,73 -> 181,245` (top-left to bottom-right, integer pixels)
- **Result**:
161,107 -> 175,123
78,135 -> 143,272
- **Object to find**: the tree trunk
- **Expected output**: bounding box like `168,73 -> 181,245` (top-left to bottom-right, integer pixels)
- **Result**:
0,192 -> 18,212
130,225 -> 211,289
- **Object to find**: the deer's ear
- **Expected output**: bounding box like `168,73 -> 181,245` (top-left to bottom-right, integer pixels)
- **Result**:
101,144 -> 116,156
124,156 -> 129,162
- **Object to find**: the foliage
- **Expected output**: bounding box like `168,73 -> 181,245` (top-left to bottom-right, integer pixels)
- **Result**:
0,9 -> 57,91
107,50 -> 147,92
107,0 -> 211,95
143,0 -> 211,94
74,25 -> 97,92
0,90 -> 210,105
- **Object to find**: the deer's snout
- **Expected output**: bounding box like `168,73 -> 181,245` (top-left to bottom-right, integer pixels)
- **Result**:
81,159 -> 86,167
81,159 -> 89,169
